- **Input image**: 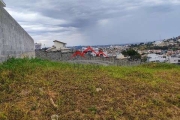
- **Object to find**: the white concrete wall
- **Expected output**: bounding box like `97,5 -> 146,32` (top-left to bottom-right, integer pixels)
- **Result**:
0,5 -> 35,62
0,0 -> 6,7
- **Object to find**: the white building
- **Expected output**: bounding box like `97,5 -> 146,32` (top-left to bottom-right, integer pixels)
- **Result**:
147,54 -> 168,62
153,41 -> 162,46
46,40 -> 71,52
53,40 -> 66,49
168,55 -> 180,64
35,43 -> 42,50
116,53 -> 126,59
169,40 -> 175,45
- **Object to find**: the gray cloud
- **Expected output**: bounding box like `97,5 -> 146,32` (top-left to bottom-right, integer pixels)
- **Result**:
145,5 -> 173,13
4,0 -> 180,46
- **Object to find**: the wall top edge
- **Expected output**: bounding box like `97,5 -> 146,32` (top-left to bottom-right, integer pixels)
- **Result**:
0,0 -> 6,7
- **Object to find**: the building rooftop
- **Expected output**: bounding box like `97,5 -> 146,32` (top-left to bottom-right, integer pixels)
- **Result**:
53,40 -> 66,44
0,0 -> 6,7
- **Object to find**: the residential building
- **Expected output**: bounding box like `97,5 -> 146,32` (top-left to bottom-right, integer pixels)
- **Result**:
53,40 -> 66,49
153,41 -> 163,46
46,40 -> 71,52
168,55 -> 180,64
116,53 -> 126,59
147,54 -> 168,62
169,40 -> 175,45
35,43 -> 42,50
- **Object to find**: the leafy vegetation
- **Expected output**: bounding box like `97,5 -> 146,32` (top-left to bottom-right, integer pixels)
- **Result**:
122,49 -> 141,60
0,58 -> 180,119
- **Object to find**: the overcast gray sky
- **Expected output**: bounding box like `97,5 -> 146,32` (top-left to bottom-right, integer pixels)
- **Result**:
4,0 -> 180,47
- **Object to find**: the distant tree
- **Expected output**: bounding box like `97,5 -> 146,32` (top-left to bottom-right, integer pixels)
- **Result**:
131,44 -> 138,47
149,46 -> 168,50
122,49 -> 141,60
172,48 -> 178,51
139,42 -> 144,45
141,56 -> 147,62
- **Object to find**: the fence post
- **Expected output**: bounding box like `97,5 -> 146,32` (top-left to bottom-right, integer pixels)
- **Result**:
113,58 -> 114,65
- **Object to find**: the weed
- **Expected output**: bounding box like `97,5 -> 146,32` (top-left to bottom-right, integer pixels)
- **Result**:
0,112 -> 7,120
0,58 -> 180,119
88,106 -> 97,114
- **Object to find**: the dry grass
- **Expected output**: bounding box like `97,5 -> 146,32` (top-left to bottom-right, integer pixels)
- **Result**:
0,58 -> 180,120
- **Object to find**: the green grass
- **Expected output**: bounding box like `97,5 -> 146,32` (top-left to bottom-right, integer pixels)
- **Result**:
0,58 -> 180,120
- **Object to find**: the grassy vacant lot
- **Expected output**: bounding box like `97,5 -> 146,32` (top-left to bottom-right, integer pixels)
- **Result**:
0,58 -> 180,120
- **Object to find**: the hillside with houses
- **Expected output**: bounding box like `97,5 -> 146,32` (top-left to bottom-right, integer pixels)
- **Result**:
130,36 -> 180,64
35,36 -> 180,65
